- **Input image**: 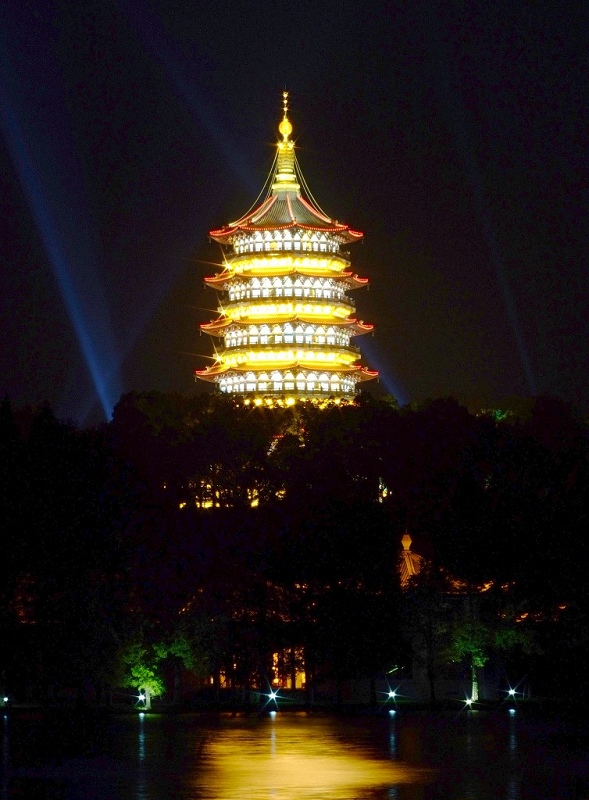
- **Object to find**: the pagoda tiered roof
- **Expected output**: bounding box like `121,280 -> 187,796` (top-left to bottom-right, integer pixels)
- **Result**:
204,266 -> 369,289
210,193 -> 363,244
201,316 -> 375,336
209,94 -> 363,246
196,361 -> 378,380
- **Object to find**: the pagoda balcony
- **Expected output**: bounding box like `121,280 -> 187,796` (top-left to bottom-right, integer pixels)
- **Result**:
242,390 -> 358,402
228,252 -> 351,269
226,287 -> 353,303
221,299 -> 356,321
221,342 -> 361,358
224,337 -> 358,350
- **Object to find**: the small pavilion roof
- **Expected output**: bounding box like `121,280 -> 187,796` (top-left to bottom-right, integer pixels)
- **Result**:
399,533 -> 425,588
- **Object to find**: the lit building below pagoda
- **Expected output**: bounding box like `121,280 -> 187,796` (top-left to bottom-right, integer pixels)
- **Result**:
196,93 -> 377,403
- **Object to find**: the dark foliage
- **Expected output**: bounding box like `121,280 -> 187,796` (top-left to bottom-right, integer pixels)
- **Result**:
1,391 -> 587,702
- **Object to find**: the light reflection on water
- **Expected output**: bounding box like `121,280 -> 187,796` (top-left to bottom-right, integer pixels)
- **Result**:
388,719 -> 399,800
136,712 -> 147,800
506,712 -> 519,800
2,715 -> 8,800
188,714 -> 426,800
3,709 -> 589,799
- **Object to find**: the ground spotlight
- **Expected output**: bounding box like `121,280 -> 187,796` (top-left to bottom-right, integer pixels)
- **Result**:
260,687 -> 283,711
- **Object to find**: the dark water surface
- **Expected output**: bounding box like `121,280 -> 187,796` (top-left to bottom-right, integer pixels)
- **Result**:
2,709 -> 589,799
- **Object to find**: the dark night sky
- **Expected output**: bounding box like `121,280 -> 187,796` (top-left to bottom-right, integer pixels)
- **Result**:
1,0 -> 587,424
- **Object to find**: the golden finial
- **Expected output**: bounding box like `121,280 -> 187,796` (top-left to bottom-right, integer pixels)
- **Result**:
278,90 -> 292,141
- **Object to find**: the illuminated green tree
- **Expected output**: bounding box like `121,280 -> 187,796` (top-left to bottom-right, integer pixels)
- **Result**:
444,619 -> 489,702
119,642 -> 165,710
444,611 -> 536,702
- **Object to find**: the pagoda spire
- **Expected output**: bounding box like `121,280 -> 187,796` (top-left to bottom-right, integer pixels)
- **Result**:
196,95 -> 377,405
273,91 -> 298,192
280,90 -> 291,139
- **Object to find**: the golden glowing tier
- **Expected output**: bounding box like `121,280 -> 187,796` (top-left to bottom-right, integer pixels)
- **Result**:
196,95 -> 377,402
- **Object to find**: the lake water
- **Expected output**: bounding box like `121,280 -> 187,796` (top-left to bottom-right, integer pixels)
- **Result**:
2,708 -> 589,799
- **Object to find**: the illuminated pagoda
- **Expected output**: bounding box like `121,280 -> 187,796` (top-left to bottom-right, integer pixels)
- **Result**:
196,93 -> 377,403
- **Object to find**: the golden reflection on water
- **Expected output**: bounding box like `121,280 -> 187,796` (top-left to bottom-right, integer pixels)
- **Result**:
190,714 -> 428,800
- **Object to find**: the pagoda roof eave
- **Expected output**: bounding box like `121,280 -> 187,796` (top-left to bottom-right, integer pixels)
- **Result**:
200,316 -> 374,335
229,194 -> 278,227
356,367 -> 379,381
204,272 -> 233,285
209,221 -> 363,244
209,189 -> 363,244
204,270 -> 369,288
195,363 -> 378,378
194,369 -> 219,383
